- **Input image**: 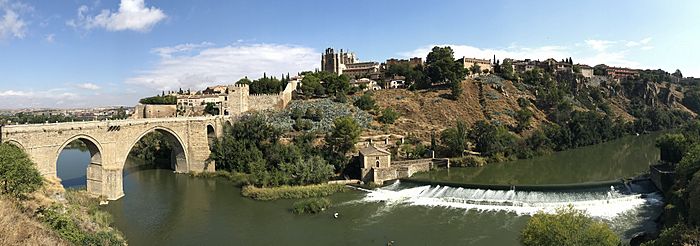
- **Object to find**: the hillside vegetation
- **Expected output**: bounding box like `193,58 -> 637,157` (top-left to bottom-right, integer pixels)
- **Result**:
370,75 -> 695,142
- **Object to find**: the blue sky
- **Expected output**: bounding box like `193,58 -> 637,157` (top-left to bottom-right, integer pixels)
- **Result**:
0,0 -> 698,108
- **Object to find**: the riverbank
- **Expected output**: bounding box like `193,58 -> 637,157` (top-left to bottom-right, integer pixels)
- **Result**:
2,178 -> 126,245
241,183 -> 347,201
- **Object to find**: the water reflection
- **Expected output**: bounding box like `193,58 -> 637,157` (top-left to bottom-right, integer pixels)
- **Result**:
412,132 -> 661,185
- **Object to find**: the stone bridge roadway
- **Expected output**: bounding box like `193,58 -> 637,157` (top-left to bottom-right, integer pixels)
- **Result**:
0,116 -> 233,200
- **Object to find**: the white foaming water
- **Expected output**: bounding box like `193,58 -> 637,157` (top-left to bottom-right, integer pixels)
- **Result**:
362,184 -> 662,219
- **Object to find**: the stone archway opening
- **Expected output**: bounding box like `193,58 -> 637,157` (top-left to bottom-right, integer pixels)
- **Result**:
56,137 -> 102,190
125,128 -> 188,175
207,125 -> 216,151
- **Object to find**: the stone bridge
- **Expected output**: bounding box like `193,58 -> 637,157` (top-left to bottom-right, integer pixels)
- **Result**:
0,116 -> 233,200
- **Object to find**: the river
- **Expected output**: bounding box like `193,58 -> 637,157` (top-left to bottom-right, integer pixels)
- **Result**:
55,132 -> 664,245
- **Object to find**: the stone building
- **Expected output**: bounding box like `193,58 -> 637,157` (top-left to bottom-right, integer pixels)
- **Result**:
385,57 -> 423,68
607,66 -> 640,80
321,47 -> 381,79
458,57 -> 493,73
358,144 -> 441,184
321,48 -> 357,75
578,64 -> 594,78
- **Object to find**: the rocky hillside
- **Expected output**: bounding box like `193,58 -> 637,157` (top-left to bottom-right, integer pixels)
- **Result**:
367,75 -> 696,141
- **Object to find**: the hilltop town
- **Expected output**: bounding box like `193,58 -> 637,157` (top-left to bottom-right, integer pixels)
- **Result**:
130,46 -> 698,140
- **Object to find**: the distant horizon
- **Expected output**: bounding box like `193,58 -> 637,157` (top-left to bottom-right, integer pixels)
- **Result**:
1,0 -> 698,108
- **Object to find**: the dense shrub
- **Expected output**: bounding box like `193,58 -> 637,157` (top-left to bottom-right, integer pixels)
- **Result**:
241,184 -> 347,201
139,95 -> 176,105
0,143 -> 43,198
378,108 -> 400,124
520,206 -> 619,246
354,93 -> 376,111
292,198 -> 331,214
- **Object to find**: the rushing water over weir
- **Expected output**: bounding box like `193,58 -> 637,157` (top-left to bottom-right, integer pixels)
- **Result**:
362,181 -> 663,218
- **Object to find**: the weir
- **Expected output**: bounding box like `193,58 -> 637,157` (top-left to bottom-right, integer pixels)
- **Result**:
362,179 -> 663,218
400,176 -> 654,192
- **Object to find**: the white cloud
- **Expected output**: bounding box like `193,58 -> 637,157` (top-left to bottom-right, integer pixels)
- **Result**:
625,37 -> 652,47
126,43 -> 318,90
152,41 -> 214,58
45,33 -> 54,43
75,83 -> 100,90
584,39 -> 616,52
0,89 -> 77,99
67,0 -> 166,32
0,3 -> 27,40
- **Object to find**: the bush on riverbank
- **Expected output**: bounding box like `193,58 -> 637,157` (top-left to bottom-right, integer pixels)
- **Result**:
292,198 -> 331,214
189,170 -> 250,187
241,184 -> 347,201
520,206 -> 619,246
0,143 -> 43,199
450,156 -> 487,167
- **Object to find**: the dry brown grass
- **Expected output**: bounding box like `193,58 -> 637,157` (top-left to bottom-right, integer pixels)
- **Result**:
0,198 -> 68,246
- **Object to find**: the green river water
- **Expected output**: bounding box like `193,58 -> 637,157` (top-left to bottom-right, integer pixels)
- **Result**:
55,132 -> 664,245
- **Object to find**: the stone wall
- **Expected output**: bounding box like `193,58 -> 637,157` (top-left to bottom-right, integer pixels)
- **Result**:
372,168 -> 397,184
131,104 -> 177,119
248,93 -> 283,111
134,80 -> 299,118
247,80 -> 299,112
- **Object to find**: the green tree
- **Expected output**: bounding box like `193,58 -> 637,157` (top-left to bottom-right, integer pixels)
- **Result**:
324,117 -> 361,171
469,63 -> 481,75
354,93 -> 376,111
656,133 -> 688,163
378,108 -> 400,124
204,102 -> 219,116
425,46 -> 467,98
499,59 -> 516,80
515,109 -> 534,133
236,77 -> 252,85
440,120 -> 470,157
0,143 -> 43,198
139,95 -> 177,105
280,156 -> 334,185
300,74 -> 324,97
520,206 -> 620,246
672,69 -> 683,78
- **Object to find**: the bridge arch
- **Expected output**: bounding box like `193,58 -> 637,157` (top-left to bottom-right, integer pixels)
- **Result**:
55,134 -> 104,168
4,139 -> 25,151
126,126 -> 189,173
54,134 -> 104,192
206,124 -> 216,150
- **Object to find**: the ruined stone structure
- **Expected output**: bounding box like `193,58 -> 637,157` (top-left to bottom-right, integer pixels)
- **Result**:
133,79 -> 299,118
358,144 -> 446,184
0,116 -> 234,200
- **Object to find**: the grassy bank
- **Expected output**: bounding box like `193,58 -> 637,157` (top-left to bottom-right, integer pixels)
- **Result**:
0,179 -> 126,245
0,197 -> 68,245
241,183 -> 347,201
